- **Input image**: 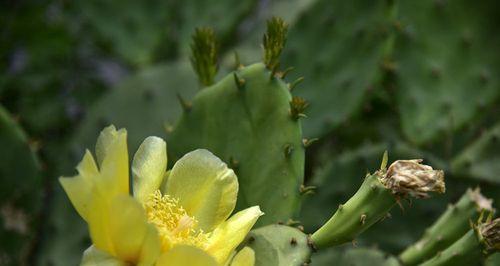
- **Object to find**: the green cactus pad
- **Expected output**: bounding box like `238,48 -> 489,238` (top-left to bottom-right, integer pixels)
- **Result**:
77,0 -> 255,66
282,0 -> 397,137
76,61 -> 197,153
0,105 -> 41,265
167,63 -> 305,225
395,0 -> 500,144
312,247 -> 400,266
240,224 -> 313,266
451,123 -> 500,184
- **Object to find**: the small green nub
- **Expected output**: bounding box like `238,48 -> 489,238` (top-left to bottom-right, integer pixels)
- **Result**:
263,17 -> 288,72
190,27 -> 219,86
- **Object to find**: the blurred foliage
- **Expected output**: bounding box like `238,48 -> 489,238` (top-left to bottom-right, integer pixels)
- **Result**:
0,105 -> 41,265
1,0 -> 499,265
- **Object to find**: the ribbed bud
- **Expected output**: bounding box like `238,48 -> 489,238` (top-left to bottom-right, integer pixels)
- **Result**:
479,218 -> 500,252
380,159 -> 445,198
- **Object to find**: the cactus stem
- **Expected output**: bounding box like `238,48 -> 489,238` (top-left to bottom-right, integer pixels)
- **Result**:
302,138 -> 319,148
312,159 -> 445,249
420,216 -> 499,266
288,77 -> 305,91
400,188 -> 494,265
176,93 -> 192,112
284,144 -> 294,158
233,72 -> 246,90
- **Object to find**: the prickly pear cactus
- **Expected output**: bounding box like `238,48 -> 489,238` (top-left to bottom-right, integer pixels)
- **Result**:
282,0 -> 397,137
399,188 -> 494,265
76,61 -> 197,153
168,19 -> 306,225
239,224 -> 313,266
76,0 -> 255,66
0,105 -> 41,265
311,247 -> 400,266
452,123 -> 500,184
394,0 -> 500,144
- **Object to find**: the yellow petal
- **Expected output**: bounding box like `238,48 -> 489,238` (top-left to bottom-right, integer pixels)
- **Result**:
95,125 -> 129,196
206,206 -> 263,264
95,125 -> 119,166
132,136 -> 167,204
108,195 -> 149,262
59,150 -> 98,221
77,149 -> 99,177
167,149 -> 238,232
81,246 -> 126,266
156,245 -> 218,266
230,247 -> 255,266
138,224 -> 161,266
87,188 -> 115,256
159,170 -> 170,194
88,194 -> 161,264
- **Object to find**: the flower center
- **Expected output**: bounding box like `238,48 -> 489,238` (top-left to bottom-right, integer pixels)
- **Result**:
144,190 -> 209,251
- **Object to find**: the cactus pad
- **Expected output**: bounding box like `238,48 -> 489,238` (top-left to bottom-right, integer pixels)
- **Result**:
240,224 -> 313,266
167,63 -> 305,225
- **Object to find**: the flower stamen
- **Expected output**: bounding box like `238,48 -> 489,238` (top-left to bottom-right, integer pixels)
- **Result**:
144,190 -> 209,251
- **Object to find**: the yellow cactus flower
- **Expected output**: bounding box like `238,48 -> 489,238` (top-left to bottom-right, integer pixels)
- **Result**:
60,125 -> 263,265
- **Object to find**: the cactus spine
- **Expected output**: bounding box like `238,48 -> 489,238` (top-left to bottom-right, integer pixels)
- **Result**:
399,188 -> 493,265
311,155 -> 445,248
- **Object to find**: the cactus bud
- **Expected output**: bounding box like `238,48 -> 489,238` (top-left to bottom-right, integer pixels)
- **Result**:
380,159 -> 445,198
479,218 -> 500,253
190,27 -> 219,87
263,17 -> 288,72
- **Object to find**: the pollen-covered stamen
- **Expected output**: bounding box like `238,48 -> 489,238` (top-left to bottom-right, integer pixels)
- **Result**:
380,159 -> 445,198
479,218 -> 500,252
144,190 -> 209,251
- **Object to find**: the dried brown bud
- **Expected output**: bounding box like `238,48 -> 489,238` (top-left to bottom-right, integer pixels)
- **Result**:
380,159 -> 445,198
468,187 -> 494,212
479,218 -> 500,252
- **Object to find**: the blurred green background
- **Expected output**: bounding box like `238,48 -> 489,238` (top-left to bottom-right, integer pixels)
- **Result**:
1,0 -> 499,265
